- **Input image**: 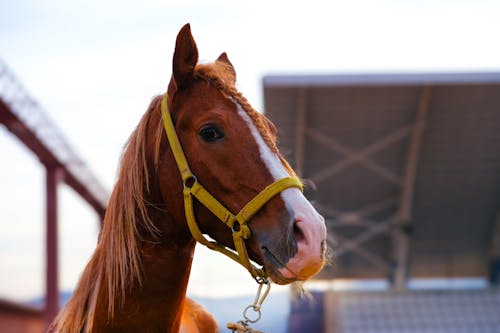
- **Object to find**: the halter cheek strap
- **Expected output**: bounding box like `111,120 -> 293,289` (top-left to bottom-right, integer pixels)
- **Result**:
160,93 -> 303,280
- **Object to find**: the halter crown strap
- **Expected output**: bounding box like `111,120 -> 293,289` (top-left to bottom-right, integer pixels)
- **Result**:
161,93 -> 303,280
161,94 -> 193,183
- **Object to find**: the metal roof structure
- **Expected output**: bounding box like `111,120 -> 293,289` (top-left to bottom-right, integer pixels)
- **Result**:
263,72 -> 500,289
0,59 -> 108,215
0,59 -> 108,329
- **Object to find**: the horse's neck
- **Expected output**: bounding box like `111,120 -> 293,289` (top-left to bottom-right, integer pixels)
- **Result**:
99,245 -> 194,332
91,209 -> 195,333
90,129 -> 199,332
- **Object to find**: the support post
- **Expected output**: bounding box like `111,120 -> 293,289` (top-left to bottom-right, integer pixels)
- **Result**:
45,166 -> 63,330
489,211 -> 500,285
391,86 -> 431,290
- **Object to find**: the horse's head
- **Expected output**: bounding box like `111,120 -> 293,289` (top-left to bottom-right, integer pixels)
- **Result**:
158,24 -> 327,285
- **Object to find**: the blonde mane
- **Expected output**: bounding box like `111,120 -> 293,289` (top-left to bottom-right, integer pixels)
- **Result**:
51,60 -> 292,332
52,96 -> 164,332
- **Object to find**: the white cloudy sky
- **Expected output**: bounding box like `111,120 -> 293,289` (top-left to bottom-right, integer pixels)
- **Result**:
1,0 -> 500,303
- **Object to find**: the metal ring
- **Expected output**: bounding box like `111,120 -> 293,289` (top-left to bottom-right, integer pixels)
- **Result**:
231,220 -> 241,233
183,176 -> 197,188
243,305 -> 262,323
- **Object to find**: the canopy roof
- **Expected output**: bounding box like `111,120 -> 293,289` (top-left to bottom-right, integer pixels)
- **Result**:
263,72 -> 500,285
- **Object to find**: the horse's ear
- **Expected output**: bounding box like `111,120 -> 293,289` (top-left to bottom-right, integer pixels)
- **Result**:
216,52 -> 236,84
172,23 -> 198,90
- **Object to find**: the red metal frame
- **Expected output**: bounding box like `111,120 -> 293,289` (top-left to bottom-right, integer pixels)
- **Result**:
0,59 -> 108,329
45,167 -> 62,329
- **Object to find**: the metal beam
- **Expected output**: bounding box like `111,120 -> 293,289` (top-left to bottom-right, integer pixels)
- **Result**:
307,128 -> 403,185
317,197 -> 397,227
391,85 -> 432,290
330,234 -> 392,273
335,216 -> 395,257
294,87 -> 307,177
0,59 -> 108,216
489,210 -> 500,284
309,126 -> 411,184
45,166 -> 63,330
490,211 -> 500,259
318,199 -> 396,271
356,196 -> 399,217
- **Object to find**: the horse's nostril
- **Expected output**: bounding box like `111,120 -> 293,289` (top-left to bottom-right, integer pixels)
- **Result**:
293,221 -> 305,244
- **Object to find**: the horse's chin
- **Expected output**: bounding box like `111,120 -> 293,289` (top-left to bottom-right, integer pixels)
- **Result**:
265,265 -> 298,285
262,244 -> 327,285
264,261 -> 324,285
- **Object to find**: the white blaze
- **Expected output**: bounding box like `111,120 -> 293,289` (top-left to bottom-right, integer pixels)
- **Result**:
236,105 -> 318,212
236,105 -> 326,278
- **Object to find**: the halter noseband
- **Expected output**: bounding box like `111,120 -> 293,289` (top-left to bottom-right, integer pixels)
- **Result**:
160,93 -> 303,280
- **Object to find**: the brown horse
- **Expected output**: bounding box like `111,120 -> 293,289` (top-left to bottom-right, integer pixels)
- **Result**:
51,24 -> 327,333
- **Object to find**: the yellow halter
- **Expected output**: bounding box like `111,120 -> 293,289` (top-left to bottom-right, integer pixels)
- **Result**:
160,93 -> 303,280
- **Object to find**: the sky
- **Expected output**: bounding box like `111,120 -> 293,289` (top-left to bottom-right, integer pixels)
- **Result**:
1,0 -> 500,305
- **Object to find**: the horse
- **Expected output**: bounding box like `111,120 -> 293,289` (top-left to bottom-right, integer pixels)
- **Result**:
51,24 -> 327,333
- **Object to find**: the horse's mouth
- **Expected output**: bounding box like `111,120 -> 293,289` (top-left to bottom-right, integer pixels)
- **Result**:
261,239 -> 328,285
261,247 -> 297,285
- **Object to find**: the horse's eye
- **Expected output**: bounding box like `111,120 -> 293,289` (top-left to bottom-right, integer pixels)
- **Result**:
199,125 -> 224,142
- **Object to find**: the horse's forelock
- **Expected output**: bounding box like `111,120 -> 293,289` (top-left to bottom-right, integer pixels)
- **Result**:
195,61 -> 235,88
